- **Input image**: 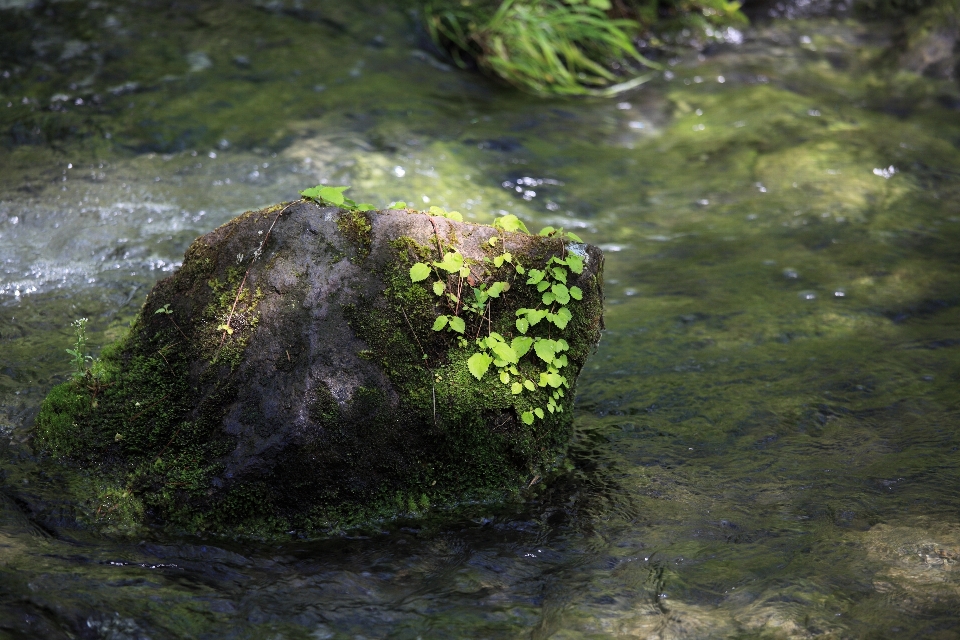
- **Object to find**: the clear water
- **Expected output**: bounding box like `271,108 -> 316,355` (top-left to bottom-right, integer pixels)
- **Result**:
1,2 -> 960,637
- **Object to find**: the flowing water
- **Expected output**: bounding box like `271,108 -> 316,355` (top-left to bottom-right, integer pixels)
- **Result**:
2,1 -> 960,637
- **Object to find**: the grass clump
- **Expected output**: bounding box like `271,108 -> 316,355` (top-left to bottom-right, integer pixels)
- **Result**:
428,0 -> 658,95
424,0 -> 746,95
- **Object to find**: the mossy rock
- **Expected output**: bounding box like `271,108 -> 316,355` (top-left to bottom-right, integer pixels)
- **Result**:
32,201 -> 604,537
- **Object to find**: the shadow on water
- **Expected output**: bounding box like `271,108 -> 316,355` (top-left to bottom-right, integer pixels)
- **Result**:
1,0 -> 960,637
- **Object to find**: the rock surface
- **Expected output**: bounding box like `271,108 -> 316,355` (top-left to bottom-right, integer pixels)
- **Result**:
34,201 -> 604,536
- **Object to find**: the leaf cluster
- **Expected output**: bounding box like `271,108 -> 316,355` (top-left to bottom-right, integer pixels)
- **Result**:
408,211 -> 587,425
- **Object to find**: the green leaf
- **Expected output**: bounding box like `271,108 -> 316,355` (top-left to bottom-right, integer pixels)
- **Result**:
538,226 -> 556,236
429,206 -> 463,221
515,264 -> 526,275
487,281 -> 505,298
551,283 -> 570,304
555,354 -> 568,368
317,186 -> 348,205
566,255 -> 584,274
527,309 -> 546,326
433,280 -> 446,296
526,269 -> 545,285
410,262 -> 431,282
300,186 -> 322,200
551,267 -> 567,283
217,324 -> 234,335
556,338 -> 570,351
499,370 -> 510,384
570,286 -> 583,300
467,352 -> 493,380
488,332 -> 505,343
537,280 -> 550,292
545,372 -> 564,388
488,236 -> 500,246
521,411 -> 535,425
502,252 -> 512,263
459,266 -> 471,278
534,407 -> 545,419
534,339 -> 557,364
542,292 -> 555,305
552,306 -> 572,330
565,231 -> 584,243
432,315 -> 449,331
490,342 -> 518,364
493,214 -> 529,234
516,318 -> 529,334
356,203 -> 375,211
493,255 -> 504,268
388,201 -> 407,209
511,336 -> 533,358
523,379 -> 536,391
449,316 -> 465,334
511,382 -> 523,395
434,251 -> 464,273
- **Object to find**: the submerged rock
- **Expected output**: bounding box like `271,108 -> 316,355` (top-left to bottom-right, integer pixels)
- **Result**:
33,201 -> 604,536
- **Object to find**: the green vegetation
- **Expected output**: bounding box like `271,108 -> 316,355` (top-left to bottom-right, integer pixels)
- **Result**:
408,214 -> 586,425
425,0 -> 745,95
64,318 -> 91,378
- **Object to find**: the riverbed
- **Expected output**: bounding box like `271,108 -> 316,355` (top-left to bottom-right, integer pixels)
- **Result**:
1,1 -> 959,637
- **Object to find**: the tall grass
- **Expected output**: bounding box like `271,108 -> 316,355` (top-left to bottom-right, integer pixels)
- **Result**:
428,0 -> 660,95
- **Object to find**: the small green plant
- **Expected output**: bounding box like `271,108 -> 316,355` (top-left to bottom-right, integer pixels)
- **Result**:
408,210 -> 587,424
65,318 -> 92,377
300,185 -> 375,212
428,205 -> 464,221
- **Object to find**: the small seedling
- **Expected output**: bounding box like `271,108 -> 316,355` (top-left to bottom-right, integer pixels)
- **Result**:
65,317 -> 92,377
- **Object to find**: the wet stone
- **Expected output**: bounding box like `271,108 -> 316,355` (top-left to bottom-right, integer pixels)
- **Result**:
30,202 -> 604,537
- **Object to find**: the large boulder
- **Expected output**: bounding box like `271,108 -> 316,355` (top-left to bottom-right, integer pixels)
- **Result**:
34,200 -> 604,536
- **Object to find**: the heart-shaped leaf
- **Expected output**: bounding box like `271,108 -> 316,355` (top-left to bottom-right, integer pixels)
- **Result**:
410,262 -> 431,282
467,352 -> 493,380
534,339 -> 556,364
511,336 -> 533,358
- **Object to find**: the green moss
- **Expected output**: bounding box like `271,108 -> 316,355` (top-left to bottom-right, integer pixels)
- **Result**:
34,382 -> 91,459
336,208 -> 374,262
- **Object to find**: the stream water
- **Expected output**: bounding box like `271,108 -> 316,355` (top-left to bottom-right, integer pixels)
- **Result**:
2,1 -> 960,638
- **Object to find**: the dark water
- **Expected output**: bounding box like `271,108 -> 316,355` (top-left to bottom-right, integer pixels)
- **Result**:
1,1 -> 960,637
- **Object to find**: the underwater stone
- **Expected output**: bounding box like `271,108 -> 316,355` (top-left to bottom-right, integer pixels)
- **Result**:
33,201 -> 604,536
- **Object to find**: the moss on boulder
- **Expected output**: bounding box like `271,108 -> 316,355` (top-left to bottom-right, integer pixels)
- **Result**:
33,201 -> 604,537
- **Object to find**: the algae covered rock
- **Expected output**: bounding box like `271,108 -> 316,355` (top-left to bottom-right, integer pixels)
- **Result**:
33,199 -> 604,535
